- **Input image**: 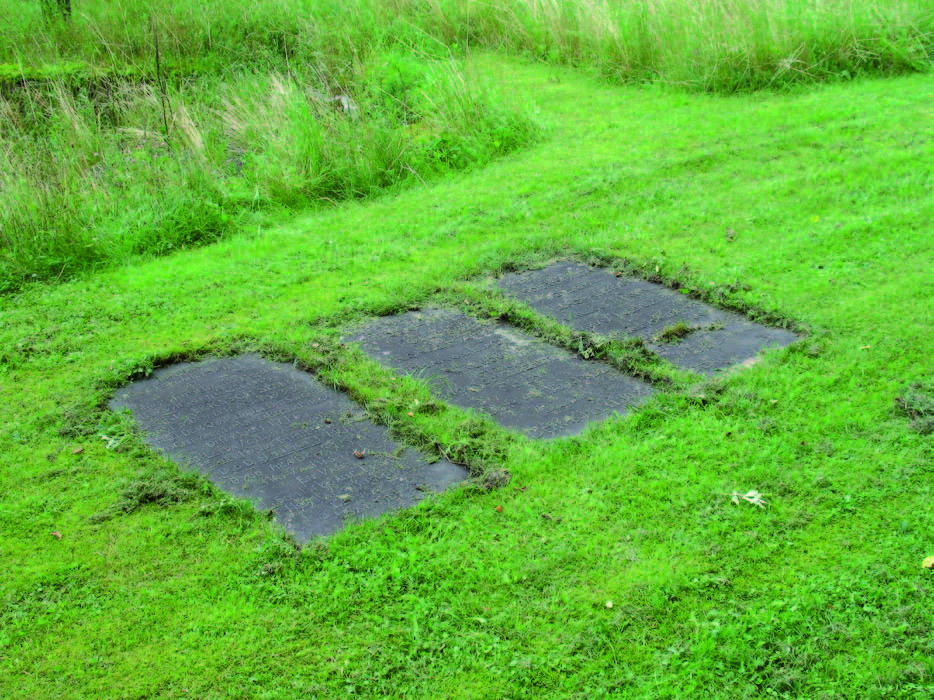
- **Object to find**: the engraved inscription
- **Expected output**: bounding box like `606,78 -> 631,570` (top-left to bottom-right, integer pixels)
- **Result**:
109,355 -> 467,540
348,310 -> 654,439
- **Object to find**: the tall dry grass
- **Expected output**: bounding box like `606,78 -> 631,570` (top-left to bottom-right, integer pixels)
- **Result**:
0,56 -> 538,292
445,0 -> 932,90
4,0 -> 929,91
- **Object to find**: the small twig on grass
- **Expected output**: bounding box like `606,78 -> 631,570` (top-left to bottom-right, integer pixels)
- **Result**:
437,444 -> 469,467
151,15 -> 171,139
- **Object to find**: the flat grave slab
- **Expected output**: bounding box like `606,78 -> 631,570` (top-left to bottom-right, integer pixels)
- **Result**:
349,310 -> 654,439
109,355 -> 467,540
498,262 -> 799,374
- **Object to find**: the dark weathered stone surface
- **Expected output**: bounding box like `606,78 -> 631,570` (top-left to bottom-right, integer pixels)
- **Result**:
109,355 -> 466,540
498,262 -> 799,374
349,310 -> 654,439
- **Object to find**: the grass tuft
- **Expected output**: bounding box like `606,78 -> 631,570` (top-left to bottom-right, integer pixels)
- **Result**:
89,469 -> 206,522
895,380 -> 934,435
654,320 -> 697,343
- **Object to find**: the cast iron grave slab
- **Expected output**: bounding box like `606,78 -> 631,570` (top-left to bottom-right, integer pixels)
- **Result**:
109,355 -> 467,540
498,262 -> 798,374
349,310 -> 654,439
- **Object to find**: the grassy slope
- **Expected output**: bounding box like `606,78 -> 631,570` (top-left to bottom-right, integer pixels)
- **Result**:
2,54 -> 933,698
4,0 -> 930,289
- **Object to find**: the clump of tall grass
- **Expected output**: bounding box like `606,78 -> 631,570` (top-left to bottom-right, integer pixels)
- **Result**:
435,0 -> 934,91
0,56 -> 538,292
3,0 -> 931,92
0,0 -> 443,71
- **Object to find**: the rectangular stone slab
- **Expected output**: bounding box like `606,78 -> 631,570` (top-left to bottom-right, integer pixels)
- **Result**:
109,355 -> 467,540
498,262 -> 799,374
349,310 -> 654,439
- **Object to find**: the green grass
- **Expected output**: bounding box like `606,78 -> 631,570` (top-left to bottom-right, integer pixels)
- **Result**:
0,4 -> 542,293
3,0 -> 931,90
0,53 -> 538,292
2,50 -> 934,700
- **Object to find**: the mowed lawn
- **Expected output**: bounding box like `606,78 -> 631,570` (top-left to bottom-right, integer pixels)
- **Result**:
1,55 -> 933,698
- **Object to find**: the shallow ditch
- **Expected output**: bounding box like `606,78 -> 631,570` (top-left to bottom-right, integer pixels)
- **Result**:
0,56 -> 539,292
